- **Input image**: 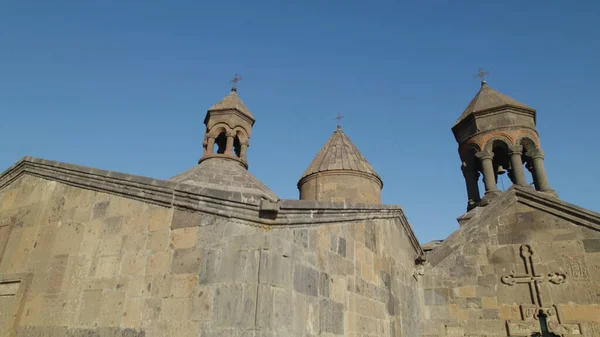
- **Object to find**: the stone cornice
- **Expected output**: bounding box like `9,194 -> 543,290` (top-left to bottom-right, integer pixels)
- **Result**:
512,185 -> 600,232
0,157 -> 423,255
427,186 -> 600,268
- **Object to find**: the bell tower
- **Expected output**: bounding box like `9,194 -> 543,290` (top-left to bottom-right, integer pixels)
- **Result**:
200,74 -> 254,168
453,71 -> 555,211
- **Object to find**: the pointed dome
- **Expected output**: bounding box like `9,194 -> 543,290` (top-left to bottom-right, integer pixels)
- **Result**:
300,127 -> 381,182
207,89 -> 254,121
454,82 -> 535,127
298,127 -> 383,204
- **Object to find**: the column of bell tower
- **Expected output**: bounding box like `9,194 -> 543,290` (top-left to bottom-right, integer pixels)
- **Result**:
452,79 -> 556,211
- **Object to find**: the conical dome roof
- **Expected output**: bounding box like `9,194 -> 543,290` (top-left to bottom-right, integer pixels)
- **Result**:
454,82 -> 535,127
300,127 -> 381,184
207,89 -> 254,120
169,158 -> 278,202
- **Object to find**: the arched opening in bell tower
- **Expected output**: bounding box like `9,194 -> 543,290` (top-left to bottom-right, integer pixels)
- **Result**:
214,132 -> 227,154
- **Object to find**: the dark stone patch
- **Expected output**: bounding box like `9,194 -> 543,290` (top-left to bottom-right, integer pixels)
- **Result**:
423,288 -> 449,306
337,237 -> 346,257
516,211 -> 534,224
477,274 -> 497,286
364,222 -> 377,251
47,255 -> 68,293
483,308 -> 500,319
489,246 -> 517,264
320,299 -> 344,334
198,248 -> 221,284
319,272 -> 329,297
17,326 -> 145,337
103,216 -> 123,236
293,229 -> 308,248
583,239 -> 600,253
92,201 -> 109,220
581,227 -> 600,239
172,248 -> 203,274
294,263 -> 318,297
171,209 -> 202,230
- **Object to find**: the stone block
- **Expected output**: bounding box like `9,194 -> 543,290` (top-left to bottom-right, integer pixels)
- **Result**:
481,296 -> 498,309
148,206 -> 172,232
121,213 -> 148,235
78,290 -> 102,326
482,308 -> 500,319
99,290 -> 126,326
122,233 -> 147,252
172,248 -> 203,274
212,284 -> 257,329
123,297 -> 144,328
95,255 -> 121,278
170,275 -> 198,298
258,250 -> 291,288
320,298 -> 344,334
103,216 -> 123,236
558,304 -> 600,322
319,272 -> 329,298
294,263 -> 319,297
330,276 -> 347,303
47,255 -> 68,293
159,297 -> 189,322
92,201 -> 110,220
199,248 -> 258,284
147,230 -> 169,251
583,239 -> 600,253
424,288 -> 449,306
98,236 -> 122,256
455,286 -> 476,297
121,252 -> 146,276
170,227 -> 199,249
338,237 -> 346,257
171,209 -> 203,230
146,250 -> 172,276
293,229 -> 308,248
52,222 -> 84,256
272,287 -> 294,334
364,222 -> 377,252
190,286 -> 212,322
128,276 -> 153,297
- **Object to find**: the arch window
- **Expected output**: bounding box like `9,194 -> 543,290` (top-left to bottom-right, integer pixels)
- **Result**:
214,132 -> 227,154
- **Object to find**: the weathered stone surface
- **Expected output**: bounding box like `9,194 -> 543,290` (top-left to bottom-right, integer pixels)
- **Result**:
294,263 -> 319,297
171,248 -> 203,274
320,298 -> 344,334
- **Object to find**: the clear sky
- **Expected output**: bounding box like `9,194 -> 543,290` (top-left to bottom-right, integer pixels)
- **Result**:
1,1 -> 599,244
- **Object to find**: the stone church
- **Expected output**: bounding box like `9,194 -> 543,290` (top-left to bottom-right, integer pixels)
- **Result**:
0,78 -> 599,337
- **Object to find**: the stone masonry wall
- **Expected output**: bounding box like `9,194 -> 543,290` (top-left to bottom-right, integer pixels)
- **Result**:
420,201 -> 600,337
0,175 -> 420,337
299,173 -> 382,204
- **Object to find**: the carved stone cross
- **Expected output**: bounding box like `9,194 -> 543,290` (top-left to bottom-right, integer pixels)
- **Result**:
501,245 -> 584,336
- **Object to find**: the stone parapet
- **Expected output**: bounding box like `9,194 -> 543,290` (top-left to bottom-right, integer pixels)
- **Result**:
0,157 -> 422,255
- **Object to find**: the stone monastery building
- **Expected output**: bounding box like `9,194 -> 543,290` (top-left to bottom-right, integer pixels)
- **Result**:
1,79 -> 599,337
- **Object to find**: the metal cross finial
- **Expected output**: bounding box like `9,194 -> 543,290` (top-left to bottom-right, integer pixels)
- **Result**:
230,74 -> 242,91
473,68 -> 490,85
335,112 -> 344,129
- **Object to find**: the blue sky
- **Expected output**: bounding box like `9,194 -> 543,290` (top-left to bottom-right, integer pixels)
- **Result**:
1,1 -> 599,243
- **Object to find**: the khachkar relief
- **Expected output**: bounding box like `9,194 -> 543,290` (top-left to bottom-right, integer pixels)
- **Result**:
563,255 -> 589,280
501,244 -> 587,337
